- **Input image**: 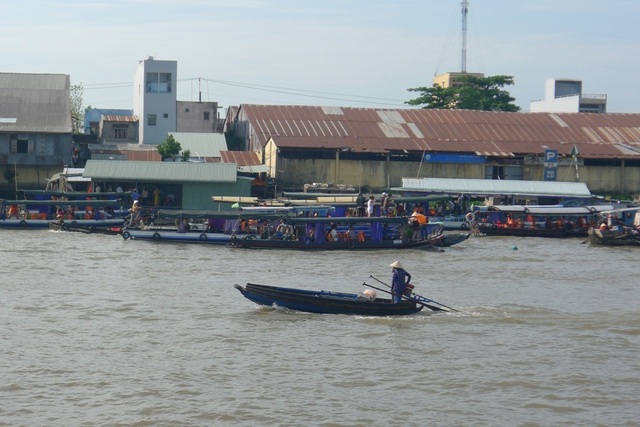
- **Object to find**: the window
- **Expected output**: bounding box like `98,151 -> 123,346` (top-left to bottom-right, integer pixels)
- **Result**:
146,72 -> 172,93
10,134 -> 33,153
203,112 -> 210,120
113,126 -> 128,139
147,114 -> 157,126
185,108 -> 190,113
163,113 -> 168,119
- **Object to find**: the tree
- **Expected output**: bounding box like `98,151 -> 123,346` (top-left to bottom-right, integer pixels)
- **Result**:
406,75 -> 520,112
70,84 -> 85,134
157,135 -> 182,160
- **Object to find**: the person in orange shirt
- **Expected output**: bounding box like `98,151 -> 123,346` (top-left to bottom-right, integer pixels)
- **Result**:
8,204 -> 20,219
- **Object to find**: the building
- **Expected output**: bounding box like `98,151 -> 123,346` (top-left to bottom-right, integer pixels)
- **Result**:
82,160 -> 250,210
530,78 -> 607,113
230,104 -> 640,195
0,73 -> 73,195
133,56 -> 178,145
177,101 -> 221,133
432,72 -> 485,88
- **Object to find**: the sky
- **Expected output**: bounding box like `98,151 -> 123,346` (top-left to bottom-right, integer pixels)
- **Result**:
3,0 -> 639,114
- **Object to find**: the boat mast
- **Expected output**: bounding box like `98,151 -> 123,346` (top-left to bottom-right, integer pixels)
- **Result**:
461,0 -> 468,73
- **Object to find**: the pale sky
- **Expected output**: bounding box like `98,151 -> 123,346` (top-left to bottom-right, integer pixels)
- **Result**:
3,0 -> 639,113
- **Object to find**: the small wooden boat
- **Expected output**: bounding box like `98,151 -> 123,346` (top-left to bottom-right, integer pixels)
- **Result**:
588,226 -> 640,246
234,283 -> 424,316
433,232 -> 470,247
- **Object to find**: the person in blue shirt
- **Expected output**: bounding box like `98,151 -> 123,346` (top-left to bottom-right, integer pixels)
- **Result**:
390,260 -> 411,303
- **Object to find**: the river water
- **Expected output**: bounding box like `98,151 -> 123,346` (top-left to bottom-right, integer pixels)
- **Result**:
1,229 -> 638,426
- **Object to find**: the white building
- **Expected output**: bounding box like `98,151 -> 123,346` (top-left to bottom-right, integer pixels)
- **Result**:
530,78 -> 607,113
133,57 -> 177,144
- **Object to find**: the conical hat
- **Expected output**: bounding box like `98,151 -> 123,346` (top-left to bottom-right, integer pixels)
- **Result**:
390,260 -> 403,269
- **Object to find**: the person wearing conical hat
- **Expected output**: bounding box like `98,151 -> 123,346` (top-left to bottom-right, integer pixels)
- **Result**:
390,260 -> 411,303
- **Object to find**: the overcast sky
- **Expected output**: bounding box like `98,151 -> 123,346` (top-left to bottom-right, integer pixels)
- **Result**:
3,0 -> 639,113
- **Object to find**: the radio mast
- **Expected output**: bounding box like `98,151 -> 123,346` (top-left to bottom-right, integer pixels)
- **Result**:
461,0 -> 468,73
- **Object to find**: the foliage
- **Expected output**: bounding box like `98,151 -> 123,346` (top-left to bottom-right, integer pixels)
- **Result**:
70,84 -> 85,134
157,135 -> 182,160
181,150 -> 191,162
225,129 -> 245,151
406,75 -> 520,112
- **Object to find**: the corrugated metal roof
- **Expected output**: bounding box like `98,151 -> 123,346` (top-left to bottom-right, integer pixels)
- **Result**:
83,160 -> 236,182
397,177 -> 592,198
168,132 -> 227,157
220,150 -> 262,166
238,105 -> 640,159
0,73 -> 72,133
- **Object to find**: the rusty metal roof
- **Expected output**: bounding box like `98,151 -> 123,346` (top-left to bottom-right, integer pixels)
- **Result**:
220,150 -> 261,166
238,105 -> 640,159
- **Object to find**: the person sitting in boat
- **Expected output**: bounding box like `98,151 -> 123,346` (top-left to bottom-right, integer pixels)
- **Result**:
8,204 -> 20,219
326,223 -> 339,242
178,218 -> 188,233
343,225 -> 354,241
390,260 -> 412,303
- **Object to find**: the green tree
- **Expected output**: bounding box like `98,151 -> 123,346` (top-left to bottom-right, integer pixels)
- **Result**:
407,75 -> 520,112
70,84 -> 84,134
157,135 -> 182,160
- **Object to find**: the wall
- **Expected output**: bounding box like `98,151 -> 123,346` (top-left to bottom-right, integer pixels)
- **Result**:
273,155 -> 640,195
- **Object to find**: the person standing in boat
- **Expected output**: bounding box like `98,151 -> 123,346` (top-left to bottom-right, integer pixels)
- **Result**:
390,261 -> 411,303
356,191 -> 366,217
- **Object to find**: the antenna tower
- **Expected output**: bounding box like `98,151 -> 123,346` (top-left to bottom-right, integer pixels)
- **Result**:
461,0 -> 469,73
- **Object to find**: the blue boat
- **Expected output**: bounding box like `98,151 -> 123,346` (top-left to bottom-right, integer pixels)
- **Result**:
234,283 -> 424,316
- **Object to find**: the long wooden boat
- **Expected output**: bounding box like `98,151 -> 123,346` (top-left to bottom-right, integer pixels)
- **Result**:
588,226 -> 640,246
1,198 -> 128,229
229,216 -> 445,250
473,205 -> 614,237
234,283 -> 424,316
48,219 -> 124,235
122,228 -> 231,244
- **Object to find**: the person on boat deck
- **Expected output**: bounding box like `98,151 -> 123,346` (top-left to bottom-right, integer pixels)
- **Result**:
178,218 -> 188,233
390,261 -> 411,303
367,196 -> 375,217
356,192 -> 366,217
8,204 -> 20,219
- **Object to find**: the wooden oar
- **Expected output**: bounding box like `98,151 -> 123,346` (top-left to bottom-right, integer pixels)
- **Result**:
367,275 -> 459,312
362,282 -> 447,312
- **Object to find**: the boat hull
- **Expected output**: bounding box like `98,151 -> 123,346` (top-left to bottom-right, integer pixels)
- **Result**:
230,234 -> 444,250
122,229 -> 231,244
234,283 -> 424,316
588,227 -> 640,246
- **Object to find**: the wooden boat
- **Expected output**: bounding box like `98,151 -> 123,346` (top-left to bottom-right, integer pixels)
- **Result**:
229,216 -> 445,250
1,197 -> 128,230
122,228 -> 232,244
433,232 -> 470,247
48,219 -> 124,235
473,205 -> 614,238
588,226 -> 640,246
234,283 -> 424,316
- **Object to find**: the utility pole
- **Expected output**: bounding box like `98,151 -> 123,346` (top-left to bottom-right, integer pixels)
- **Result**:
461,0 -> 469,73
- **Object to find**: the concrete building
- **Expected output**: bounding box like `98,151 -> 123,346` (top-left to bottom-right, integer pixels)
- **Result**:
530,78 -> 607,113
0,73 -> 73,195
133,57 -> 177,145
432,72 -> 485,88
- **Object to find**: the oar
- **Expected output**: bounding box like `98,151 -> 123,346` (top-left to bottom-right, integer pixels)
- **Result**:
368,275 -> 459,312
362,282 -> 447,312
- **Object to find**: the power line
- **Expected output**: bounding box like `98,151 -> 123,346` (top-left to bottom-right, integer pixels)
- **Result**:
82,78 -> 408,107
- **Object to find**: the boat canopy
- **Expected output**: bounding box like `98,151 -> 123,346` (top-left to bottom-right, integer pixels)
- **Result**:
486,205 -> 614,215
286,216 -> 407,225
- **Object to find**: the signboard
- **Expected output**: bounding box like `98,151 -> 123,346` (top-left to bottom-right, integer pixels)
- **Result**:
543,148 -> 558,181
